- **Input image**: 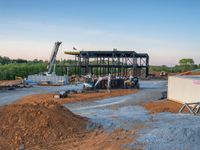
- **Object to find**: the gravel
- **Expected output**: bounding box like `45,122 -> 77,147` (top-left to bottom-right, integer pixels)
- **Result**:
138,113 -> 200,150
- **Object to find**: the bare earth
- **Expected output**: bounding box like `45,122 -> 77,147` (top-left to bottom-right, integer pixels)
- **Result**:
0,80 -> 22,87
143,99 -> 189,114
0,89 -> 141,150
46,128 -> 141,150
18,89 -> 138,105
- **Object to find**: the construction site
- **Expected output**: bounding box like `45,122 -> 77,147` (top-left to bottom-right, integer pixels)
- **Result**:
0,40 -> 200,150
3,0 -> 200,149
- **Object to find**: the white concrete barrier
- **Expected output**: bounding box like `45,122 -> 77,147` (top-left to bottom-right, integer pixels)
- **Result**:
28,75 -> 69,85
168,76 -> 200,103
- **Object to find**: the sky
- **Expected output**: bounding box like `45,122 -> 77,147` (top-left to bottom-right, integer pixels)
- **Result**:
0,0 -> 199,66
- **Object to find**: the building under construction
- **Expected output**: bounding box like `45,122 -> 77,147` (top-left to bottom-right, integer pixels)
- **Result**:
65,50 -> 149,78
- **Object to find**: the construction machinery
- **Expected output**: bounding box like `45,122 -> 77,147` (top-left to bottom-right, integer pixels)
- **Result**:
83,74 -> 139,91
124,76 -> 139,89
69,75 -> 76,83
45,41 -> 62,76
54,90 -> 70,98
83,74 -> 111,91
27,41 -> 68,85
160,71 -> 167,76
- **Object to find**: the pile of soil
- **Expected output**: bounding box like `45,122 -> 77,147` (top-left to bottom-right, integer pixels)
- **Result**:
0,101 -> 88,149
143,100 -> 189,114
179,71 -> 200,76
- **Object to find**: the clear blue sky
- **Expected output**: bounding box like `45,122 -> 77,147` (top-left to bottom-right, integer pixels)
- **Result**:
0,0 -> 199,65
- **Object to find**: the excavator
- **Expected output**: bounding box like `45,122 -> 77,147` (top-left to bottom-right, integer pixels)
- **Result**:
83,74 -> 139,91
83,74 -> 111,91
124,76 -> 139,89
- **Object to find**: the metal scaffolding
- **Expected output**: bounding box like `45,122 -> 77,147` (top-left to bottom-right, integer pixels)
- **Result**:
66,50 -> 149,77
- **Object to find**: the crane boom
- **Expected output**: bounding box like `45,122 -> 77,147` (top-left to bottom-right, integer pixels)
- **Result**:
47,41 -> 62,75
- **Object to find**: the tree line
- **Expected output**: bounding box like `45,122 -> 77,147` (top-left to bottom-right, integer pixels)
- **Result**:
0,56 -> 199,80
0,56 -> 76,80
150,58 -> 200,73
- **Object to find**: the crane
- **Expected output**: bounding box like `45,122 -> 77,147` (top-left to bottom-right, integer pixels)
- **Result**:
45,41 -> 62,75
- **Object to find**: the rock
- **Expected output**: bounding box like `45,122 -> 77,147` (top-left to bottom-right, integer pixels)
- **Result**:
54,95 -> 60,99
19,144 -> 25,150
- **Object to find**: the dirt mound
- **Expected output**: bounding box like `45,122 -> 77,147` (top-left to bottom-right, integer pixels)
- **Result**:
18,89 -> 138,105
143,100 -> 189,114
0,101 -> 88,149
179,71 -> 200,76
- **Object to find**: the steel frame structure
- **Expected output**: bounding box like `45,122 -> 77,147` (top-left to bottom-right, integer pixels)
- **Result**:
68,51 -> 149,77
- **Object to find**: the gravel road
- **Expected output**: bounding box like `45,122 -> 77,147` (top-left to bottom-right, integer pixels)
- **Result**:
0,84 -> 83,105
65,80 -> 167,131
64,80 -> 200,150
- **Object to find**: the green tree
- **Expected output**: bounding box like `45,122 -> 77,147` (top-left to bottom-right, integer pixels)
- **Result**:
179,58 -> 194,66
178,58 -> 196,72
0,63 -> 47,80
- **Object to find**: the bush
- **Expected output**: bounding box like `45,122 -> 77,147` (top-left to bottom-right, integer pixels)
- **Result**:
0,63 -> 47,80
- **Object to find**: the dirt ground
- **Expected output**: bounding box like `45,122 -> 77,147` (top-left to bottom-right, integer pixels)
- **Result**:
0,89 -> 140,150
143,99 -> 189,114
0,101 -> 141,150
41,128 -> 142,150
0,80 -> 22,87
18,89 -> 138,105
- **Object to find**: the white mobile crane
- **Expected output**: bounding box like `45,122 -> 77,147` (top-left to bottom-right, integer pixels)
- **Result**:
45,41 -> 62,76
27,41 -> 68,86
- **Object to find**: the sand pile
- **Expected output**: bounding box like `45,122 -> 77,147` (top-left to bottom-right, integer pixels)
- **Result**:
0,101 -> 88,149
